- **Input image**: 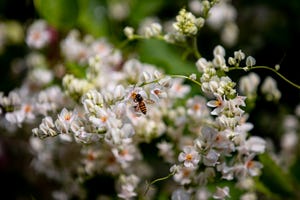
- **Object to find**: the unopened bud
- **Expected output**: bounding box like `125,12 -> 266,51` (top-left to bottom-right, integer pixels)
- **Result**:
246,56 -> 256,67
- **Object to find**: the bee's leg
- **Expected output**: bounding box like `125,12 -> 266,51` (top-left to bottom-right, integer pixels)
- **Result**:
134,105 -> 140,112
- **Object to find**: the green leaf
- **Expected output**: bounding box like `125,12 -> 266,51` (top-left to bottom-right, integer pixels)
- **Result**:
259,153 -> 295,198
33,0 -> 79,30
289,151 -> 300,185
255,179 -> 281,200
77,0 -> 109,37
137,39 -> 197,75
65,62 -> 87,78
128,0 -> 165,26
136,39 -> 204,97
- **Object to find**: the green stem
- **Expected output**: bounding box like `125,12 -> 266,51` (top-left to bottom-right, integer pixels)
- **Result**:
144,171 -> 175,196
137,75 -> 202,92
138,79 -> 159,87
116,35 -> 144,50
192,37 -> 201,59
116,39 -> 131,50
229,66 -> 300,90
170,74 -> 202,87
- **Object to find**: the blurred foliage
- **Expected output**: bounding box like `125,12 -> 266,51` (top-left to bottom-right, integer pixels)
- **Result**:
34,0 -> 79,30
259,153 -> 296,199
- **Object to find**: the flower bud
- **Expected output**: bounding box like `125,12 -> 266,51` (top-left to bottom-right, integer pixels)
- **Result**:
228,57 -> 236,66
124,26 -> 134,39
213,45 -> 226,57
234,50 -> 245,61
246,56 -> 256,67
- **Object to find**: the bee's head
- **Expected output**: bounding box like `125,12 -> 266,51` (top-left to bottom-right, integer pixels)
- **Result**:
131,92 -> 137,99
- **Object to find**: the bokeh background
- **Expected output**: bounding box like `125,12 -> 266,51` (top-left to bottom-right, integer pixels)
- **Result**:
0,0 -> 299,199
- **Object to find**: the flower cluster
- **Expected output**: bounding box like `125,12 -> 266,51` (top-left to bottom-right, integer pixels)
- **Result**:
172,8 -> 205,37
188,0 -> 239,46
1,25 -> 264,199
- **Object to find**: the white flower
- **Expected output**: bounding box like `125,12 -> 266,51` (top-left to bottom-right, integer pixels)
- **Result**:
62,74 -> 93,99
207,1 -> 237,30
72,124 -> 100,144
218,76 -> 236,96
217,115 -> 240,129
212,186 -> 230,199
261,76 -> 281,101
173,8 -> 199,36
203,149 -> 220,167
5,110 -> 25,127
32,116 -> 57,138
188,0 -> 202,14
29,68 -> 53,86
237,178 -> 255,190
240,192 -> 257,200
118,175 -> 139,199
55,108 -> 78,134
123,59 -> 143,83
234,50 -> 245,61
189,73 -> 197,80
90,39 -> 112,58
213,45 -> 226,57
150,87 -> 167,103
173,166 -> 194,185
26,20 -> 50,49
114,85 -> 125,101
221,22 -> 239,47
207,95 -> 225,115
213,54 -> 226,68
60,30 -> 91,64
217,163 -> 234,180
112,145 -> 136,168
21,103 -> 36,121
239,72 -> 260,96
89,107 -> 118,130
283,115 -> 298,130
106,124 -> 134,146
235,154 -> 263,178
295,104 -> 300,117
157,141 -> 175,163
109,1 -> 129,21
196,58 -> 212,73
118,184 -> 137,200
0,91 -> 21,108
168,78 -> 191,98
187,96 -> 209,119
143,22 -> 162,38
246,56 -> 256,67
245,159 -> 263,177
29,137 -> 44,152
178,146 -> 200,168
228,57 -> 236,66
82,89 -> 104,113
171,189 -> 191,200
281,131 -> 298,151
244,136 -> 266,154
195,187 -> 211,200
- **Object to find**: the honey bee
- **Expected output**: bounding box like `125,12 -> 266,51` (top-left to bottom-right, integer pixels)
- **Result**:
131,92 -> 154,115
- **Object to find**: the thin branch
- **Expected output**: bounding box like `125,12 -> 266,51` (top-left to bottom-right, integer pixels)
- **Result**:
229,66 -> 300,90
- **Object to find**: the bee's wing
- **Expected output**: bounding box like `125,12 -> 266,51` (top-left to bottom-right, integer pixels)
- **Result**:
145,99 -> 155,104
